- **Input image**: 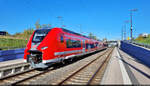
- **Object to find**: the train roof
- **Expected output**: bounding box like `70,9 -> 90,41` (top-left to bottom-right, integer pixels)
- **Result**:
62,28 -> 101,42
62,28 -> 91,39
36,27 -> 89,38
35,27 -> 100,41
35,28 -> 51,34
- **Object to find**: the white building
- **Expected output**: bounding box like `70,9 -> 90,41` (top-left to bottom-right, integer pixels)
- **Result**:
139,33 -> 149,38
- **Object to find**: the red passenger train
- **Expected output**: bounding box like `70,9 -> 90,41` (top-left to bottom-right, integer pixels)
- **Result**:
24,27 -> 105,68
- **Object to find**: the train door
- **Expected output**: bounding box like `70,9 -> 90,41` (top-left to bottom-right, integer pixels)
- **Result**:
82,40 -> 85,53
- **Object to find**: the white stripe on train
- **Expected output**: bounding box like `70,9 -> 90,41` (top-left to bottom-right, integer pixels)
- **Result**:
54,50 -> 83,56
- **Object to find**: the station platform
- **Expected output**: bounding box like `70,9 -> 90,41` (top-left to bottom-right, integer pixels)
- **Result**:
101,47 -> 150,85
0,59 -> 24,68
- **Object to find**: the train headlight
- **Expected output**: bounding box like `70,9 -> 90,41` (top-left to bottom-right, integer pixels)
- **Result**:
41,46 -> 48,50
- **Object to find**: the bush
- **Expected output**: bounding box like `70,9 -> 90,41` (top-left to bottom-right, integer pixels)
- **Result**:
0,38 -> 28,50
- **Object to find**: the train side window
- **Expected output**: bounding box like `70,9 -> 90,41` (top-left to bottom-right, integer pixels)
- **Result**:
86,43 -> 89,49
66,39 -> 72,48
83,40 -> 85,48
66,39 -> 81,48
61,35 -> 64,43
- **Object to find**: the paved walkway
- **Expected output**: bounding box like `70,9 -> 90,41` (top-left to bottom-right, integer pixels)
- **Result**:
0,59 -> 24,67
101,47 -> 150,85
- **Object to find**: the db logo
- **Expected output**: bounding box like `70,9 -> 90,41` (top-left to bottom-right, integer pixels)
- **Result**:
32,45 -> 37,48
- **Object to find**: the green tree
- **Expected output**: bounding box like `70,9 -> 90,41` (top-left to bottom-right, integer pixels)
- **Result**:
35,20 -> 41,29
41,24 -> 51,28
93,36 -> 97,40
88,32 -> 97,40
103,38 -> 107,42
13,28 -> 34,39
5,31 -> 11,36
88,32 -> 93,39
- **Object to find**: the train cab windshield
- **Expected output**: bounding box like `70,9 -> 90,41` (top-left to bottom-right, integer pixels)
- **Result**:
32,29 -> 51,43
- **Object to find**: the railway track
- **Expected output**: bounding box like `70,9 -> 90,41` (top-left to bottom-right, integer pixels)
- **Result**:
0,48 -> 113,85
0,67 -> 55,85
57,48 -> 113,85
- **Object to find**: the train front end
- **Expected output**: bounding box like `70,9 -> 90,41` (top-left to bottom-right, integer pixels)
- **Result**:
24,28 -> 51,68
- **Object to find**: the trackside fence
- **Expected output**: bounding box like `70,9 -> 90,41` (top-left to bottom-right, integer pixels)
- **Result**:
120,41 -> 150,68
0,48 -> 25,62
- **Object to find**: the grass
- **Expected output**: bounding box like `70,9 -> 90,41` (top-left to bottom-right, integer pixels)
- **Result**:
135,39 -> 150,45
134,36 -> 150,45
0,38 -> 28,50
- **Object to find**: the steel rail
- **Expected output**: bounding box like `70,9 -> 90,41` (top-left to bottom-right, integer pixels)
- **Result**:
58,48 -> 113,85
11,68 -> 53,85
0,68 -> 34,80
87,48 -> 113,85
0,68 -> 35,85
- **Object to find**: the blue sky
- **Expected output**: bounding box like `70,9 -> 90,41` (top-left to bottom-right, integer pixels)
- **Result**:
0,0 -> 150,40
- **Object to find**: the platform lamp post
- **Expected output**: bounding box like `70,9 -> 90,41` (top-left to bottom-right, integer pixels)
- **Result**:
121,25 -> 124,40
130,9 -> 138,41
124,20 -> 129,40
78,24 -> 82,34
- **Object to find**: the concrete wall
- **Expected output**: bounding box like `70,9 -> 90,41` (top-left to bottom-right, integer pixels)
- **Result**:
0,48 -> 25,62
120,41 -> 150,68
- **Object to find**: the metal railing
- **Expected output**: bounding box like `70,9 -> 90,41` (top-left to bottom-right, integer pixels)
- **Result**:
123,40 -> 150,49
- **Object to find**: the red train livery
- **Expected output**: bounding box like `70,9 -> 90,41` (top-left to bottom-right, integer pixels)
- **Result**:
24,27 -> 105,68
